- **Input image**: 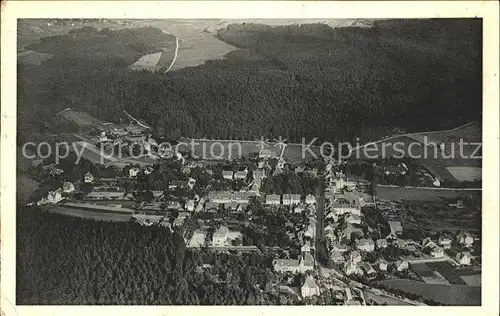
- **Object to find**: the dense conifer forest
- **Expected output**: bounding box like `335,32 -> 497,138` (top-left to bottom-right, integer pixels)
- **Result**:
18,19 -> 481,144
17,208 -> 283,305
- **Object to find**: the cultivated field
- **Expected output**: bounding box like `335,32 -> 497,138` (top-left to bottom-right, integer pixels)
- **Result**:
379,279 -> 480,306
130,19 -> 375,72
376,184 -> 481,202
411,263 -> 449,284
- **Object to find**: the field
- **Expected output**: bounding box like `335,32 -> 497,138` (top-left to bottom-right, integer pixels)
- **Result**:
460,274 -> 481,286
426,261 -> 481,286
131,20 -> 238,71
394,199 -> 481,236
376,184 -> 482,201
379,279 -> 480,306
410,263 -> 449,284
446,167 -> 482,182
44,205 -> 132,222
179,138 -> 323,162
25,24 -> 176,65
58,108 -> 107,128
353,122 -> 482,184
71,141 -> 117,164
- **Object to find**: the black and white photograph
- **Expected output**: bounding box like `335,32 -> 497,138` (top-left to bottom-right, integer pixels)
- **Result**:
2,1 -> 499,314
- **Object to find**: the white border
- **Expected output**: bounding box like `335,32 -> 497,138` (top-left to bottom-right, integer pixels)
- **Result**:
2,1 -> 499,316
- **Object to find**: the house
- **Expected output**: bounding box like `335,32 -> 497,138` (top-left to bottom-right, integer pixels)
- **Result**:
144,166 -> 154,175
376,239 -> 388,249
456,251 -> 472,265
208,191 -> 233,204
129,167 -> 140,178
356,239 -> 375,252
301,240 -> 312,254
84,172 -> 94,183
456,230 -> 474,247
295,165 -> 305,174
253,169 -> 266,181
158,221 -> 172,231
325,191 -> 335,202
38,188 -> 64,205
232,192 -> 253,204
430,246 -> 444,258
302,254 -> 315,271
377,258 -> 388,271
388,221 -> 403,235
273,259 -> 301,273
301,276 -> 320,298
265,194 -> 281,205
394,239 -> 408,249
325,211 -> 339,222
422,237 -> 437,249
187,178 -> 196,189
344,260 -> 361,275
342,223 -> 363,240
294,204 -> 306,213
234,169 -> 247,180
360,262 -> 376,276
330,203 -> 361,216
62,181 -> 75,193
331,242 -> 348,253
394,260 -> 409,271
212,226 -> 229,246
304,224 -> 315,239
283,194 -> 301,205
345,214 -> 361,225
348,251 -> 362,264
222,170 -> 233,180
438,235 -> 453,249
185,200 -> 195,212
330,251 -> 345,263
305,194 -> 316,205
169,180 -> 186,190
259,148 -> 274,159
173,216 -> 185,227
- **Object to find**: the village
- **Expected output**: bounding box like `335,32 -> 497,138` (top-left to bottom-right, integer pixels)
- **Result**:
24,108 -> 482,305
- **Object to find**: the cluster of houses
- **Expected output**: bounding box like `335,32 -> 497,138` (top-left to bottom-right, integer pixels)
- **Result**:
265,193 -> 316,206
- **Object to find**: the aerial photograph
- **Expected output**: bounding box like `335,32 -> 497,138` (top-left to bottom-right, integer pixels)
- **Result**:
16,18 -> 482,305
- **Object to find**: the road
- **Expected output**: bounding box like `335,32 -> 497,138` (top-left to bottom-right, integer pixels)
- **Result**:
315,175 -> 326,263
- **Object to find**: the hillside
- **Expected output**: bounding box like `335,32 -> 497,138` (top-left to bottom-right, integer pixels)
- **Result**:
18,19 -> 482,144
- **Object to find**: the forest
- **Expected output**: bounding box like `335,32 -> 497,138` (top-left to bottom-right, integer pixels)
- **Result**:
17,208 -> 290,305
18,19 -> 482,145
